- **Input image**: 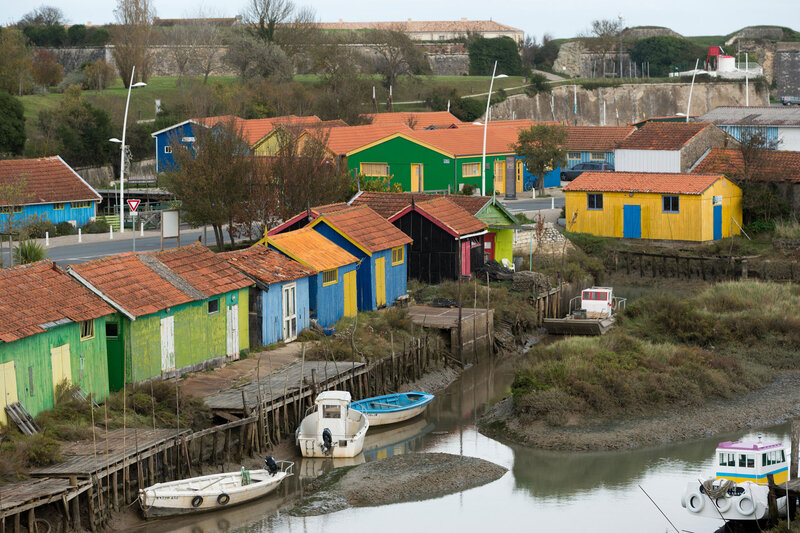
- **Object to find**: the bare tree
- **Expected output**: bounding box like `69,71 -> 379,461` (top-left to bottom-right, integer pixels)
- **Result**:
191,17 -> 224,85
224,33 -> 292,81
241,0 -> 294,43
17,6 -> 67,27
367,27 -> 430,88
166,24 -> 196,86
112,0 -> 156,86
585,18 -> 625,78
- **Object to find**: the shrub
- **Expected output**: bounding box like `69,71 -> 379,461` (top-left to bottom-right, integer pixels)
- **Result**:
19,217 -> 55,239
746,219 -> 776,234
20,433 -> 62,466
55,221 -> 76,236
460,183 -> 475,196
82,219 -> 109,234
13,240 -> 47,264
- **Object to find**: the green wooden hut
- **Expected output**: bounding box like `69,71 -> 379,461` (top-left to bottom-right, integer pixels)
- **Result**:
0,261 -> 114,424
69,244 -> 253,390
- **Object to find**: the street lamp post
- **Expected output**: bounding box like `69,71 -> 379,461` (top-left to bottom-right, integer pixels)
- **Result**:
111,67 -> 146,233
481,61 -> 508,196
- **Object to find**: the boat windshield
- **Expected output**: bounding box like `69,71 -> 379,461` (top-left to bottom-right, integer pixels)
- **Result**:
322,405 -> 341,418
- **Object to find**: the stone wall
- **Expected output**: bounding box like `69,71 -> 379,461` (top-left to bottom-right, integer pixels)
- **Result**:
680,125 -> 734,172
553,40 -> 635,79
74,159 -> 157,188
774,49 -> 800,97
47,46 -> 114,73
426,53 -> 469,75
725,27 -> 786,46
488,81 -> 769,126
620,27 -> 681,39
513,223 -> 573,256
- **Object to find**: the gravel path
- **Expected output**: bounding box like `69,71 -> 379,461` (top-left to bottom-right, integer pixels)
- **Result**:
480,371 -> 800,451
292,452 -> 507,516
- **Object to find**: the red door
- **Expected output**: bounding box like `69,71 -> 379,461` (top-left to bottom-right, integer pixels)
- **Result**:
484,233 -> 495,262
461,239 -> 471,276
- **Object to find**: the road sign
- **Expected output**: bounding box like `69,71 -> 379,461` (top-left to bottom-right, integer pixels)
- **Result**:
127,199 -> 141,212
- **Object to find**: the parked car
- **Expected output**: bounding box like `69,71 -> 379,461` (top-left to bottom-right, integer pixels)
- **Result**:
561,161 -> 615,181
780,96 -> 800,106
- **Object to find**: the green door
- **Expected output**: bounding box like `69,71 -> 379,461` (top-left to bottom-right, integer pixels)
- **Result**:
106,321 -> 125,391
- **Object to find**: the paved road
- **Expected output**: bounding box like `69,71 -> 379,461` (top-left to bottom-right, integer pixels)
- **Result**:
47,227 -> 208,265
500,196 -> 566,213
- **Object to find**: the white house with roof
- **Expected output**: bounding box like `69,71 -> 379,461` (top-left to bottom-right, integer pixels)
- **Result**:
698,106 -> 800,151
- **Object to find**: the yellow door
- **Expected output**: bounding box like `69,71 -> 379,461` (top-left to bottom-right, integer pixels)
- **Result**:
375,257 -> 386,308
494,161 -> 505,194
516,160 -> 524,192
343,270 -> 357,317
0,362 -> 17,425
410,164 -> 423,192
50,344 -> 72,399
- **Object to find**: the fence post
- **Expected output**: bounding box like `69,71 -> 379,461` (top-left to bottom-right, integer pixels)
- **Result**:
78,228 -> 82,243
110,226 -> 113,240
45,231 -> 49,247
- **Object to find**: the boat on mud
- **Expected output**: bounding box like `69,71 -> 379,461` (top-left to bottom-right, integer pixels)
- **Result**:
138,457 -> 293,518
543,286 -> 626,335
681,438 -> 788,521
351,392 -> 434,427
296,391 -> 369,458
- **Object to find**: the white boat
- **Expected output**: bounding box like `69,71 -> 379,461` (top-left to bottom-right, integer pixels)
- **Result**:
543,287 -> 626,335
681,438 -> 788,521
139,458 -> 293,518
350,392 -> 434,427
296,391 -> 369,458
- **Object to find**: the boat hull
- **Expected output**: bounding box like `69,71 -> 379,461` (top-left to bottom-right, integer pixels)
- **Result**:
296,409 -> 369,458
543,317 -> 615,336
139,469 -> 289,519
681,480 -> 786,521
351,392 -> 435,427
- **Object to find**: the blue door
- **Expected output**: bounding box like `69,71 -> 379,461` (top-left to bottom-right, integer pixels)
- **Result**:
623,205 -> 642,239
713,205 -> 722,240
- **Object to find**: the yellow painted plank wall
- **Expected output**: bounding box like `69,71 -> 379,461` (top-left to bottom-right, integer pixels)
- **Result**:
565,178 -> 742,242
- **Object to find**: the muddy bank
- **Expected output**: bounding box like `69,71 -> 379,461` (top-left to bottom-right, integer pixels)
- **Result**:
480,371 -> 800,451
291,452 -> 507,516
398,364 -> 462,395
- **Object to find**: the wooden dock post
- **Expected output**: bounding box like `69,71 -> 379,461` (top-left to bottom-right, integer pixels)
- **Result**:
111,469 -> 119,511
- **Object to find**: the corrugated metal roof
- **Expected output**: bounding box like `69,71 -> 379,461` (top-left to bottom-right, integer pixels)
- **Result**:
267,227 -> 359,271
698,106 -> 800,127
564,171 -> 723,195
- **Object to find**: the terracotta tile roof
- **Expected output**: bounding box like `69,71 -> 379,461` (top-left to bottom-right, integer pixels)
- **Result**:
564,171 -> 723,195
365,111 -> 463,129
196,115 -> 323,145
267,226 -> 359,271
304,124 -> 412,155
70,254 -> 194,317
0,261 -> 113,343
219,246 -> 316,285
414,197 -> 487,237
408,122 -> 534,156
565,126 -> 636,151
348,191 -> 491,218
0,156 -> 100,206
314,205 -> 412,253
153,243 -> 252,296
70,244 -> 251,318
692,147 -> 800,182
313,20 -> 522,34
616,122 -> 712,151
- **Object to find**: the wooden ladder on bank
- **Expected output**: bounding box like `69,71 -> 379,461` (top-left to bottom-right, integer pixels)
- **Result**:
6,401 -> 40,435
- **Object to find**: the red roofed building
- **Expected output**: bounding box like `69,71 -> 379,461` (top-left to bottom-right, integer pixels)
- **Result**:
692,147 -> 800,217
0,261 -> 114,421
365,111 -> 463,129
68,243 -> 253,389
220,246 -> 316,346
0,156 -> 101,229
615,122 -> 734,173
564,171 -> 742,241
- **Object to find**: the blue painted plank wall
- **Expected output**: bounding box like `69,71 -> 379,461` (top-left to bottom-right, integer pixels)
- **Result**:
566,150 -> 615,168
0,201 -> 96,228
154,123 -> 196,172
377,245 -> 408,305
719,125 -> 779,146
315,263 -> 359,327
312,222 -> 376,311
516,157 -> 561,190
261,277 -> 311,344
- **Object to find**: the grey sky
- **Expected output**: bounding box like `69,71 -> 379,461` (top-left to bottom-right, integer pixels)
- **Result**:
2,0 -> 797,40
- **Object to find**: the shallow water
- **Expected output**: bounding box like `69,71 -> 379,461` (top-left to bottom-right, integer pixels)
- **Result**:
147,354 -> 790,533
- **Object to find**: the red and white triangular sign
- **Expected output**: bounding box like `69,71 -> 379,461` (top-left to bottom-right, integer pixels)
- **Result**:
127,199 -> 141,212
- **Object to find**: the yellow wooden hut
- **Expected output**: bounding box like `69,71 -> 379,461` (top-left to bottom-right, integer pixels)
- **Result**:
563,171 -> 742,242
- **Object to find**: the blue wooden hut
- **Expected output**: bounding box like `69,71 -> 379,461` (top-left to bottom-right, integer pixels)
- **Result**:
220,246 -> 316,346
0,157 -> 101,228
263,227 -> 360,327
150,120 -> 200,173
309,205 -> 412,311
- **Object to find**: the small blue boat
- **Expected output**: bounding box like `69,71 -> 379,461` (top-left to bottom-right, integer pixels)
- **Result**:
350,392 -> 434,427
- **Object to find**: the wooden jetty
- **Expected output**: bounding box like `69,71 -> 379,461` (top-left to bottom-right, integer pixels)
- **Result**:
408,306 -> 493,357
0,478 -> 91,533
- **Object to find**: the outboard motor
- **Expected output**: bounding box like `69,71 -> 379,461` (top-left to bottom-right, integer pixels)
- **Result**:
264,456 -> 279,476
322,428 -> 333,454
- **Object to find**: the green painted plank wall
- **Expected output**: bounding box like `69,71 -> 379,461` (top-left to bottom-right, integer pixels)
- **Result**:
0,318 -> 109,417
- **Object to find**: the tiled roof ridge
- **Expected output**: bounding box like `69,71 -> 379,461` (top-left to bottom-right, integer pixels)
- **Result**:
139,254 -> 208,301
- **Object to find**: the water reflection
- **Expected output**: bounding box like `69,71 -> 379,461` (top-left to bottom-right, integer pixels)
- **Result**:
136,354 -> 791,533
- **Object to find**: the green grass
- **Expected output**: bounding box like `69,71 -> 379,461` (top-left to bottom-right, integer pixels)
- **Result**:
512,282 -> 800,425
